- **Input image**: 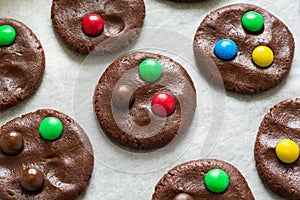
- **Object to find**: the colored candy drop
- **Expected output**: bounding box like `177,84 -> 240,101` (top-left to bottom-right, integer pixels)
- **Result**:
276,139 -> 299,163
112,85 -> 135,108
82,14 -> 104,36
151,92 -> 176,117
0,25 -> 16,46
0,131 -> 23,155
252,46 -> 274,68
204,169 -> 230,193
173,193 -> 194,200
20,168 -> 44,191
39,117 -> 63,141
214,39 -> 238,60
139,59 -> 162,83
242,11 -> 264,32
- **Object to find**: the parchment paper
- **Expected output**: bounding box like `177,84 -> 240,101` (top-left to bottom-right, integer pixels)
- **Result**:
1,0 -> 299,199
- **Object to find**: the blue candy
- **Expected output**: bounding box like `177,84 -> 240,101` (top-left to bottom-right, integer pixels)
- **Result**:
214,39 -> 238,60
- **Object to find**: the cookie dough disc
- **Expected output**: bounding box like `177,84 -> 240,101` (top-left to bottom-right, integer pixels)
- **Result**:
0,18 -> 45,110
255,99 -> 300,199
152,159 -> 254,200
93,52 -> 196,150
51,0 -> 145,54
193,4 -> 294,94
0,109 -> 94,200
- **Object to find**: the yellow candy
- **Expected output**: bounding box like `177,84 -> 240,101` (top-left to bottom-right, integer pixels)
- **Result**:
252,46 -> 274,68
275,139 -> 299,164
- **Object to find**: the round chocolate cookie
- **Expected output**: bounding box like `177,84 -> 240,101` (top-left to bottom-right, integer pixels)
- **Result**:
51,0 -> 145,54
93,52 -> 196,150
255,99 -> 300,199
0,18 -> 45,110
152,159 -> 254,200
193,4 -> 294,94
0,109 -> 94,200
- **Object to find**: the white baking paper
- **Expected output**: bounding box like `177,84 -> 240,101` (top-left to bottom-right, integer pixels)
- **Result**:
1,0 -> 300,199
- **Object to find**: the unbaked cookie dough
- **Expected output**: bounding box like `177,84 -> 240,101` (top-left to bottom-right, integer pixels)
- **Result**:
255,99 -> 300,199
193,3 -> 294,94
93,52 -> 196,150
153,159 -> 254,199
51,0 -> 145,54
0,18 -> 45,110
0,109 -> 94,200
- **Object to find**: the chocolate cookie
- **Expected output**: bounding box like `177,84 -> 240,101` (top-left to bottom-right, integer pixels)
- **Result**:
255,99 -> 300,199
51,0 -> 145,54
152,159 -> 254,200
0,109 -> 94,200
193,4 -> 294,94
0,18 -> 45,110
93,52 -> 196,150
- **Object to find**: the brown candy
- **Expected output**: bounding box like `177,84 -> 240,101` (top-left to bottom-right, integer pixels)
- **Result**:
20,168 -> 44,192
0,109 -> 94,199
0,131 -> 23,155
112,85 -> 135,109
173,193 -> 194,200
94,52 -> 197,150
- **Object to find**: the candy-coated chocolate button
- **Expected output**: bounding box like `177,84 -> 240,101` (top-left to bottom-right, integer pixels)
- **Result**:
252,46 -> 274,68
173,193 -> 194,200
20,168 -> 44,191
151,92 -> 175,117
112,85 -> 135,108
139,59 -> 162,83
82,14 -> 104,36
276,139 -> 299,163
0,131 -> 23,155
204,168 -> 230,193
242,11 -> 264,32
214,39 -> 238,60
0,25 -> 16,46
39,117 -> 63,141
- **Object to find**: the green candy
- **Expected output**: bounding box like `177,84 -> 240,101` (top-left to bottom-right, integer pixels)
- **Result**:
139,59 -> 162,83
242,11 -> 264,32
204,169 -> 230,193
0,25 -> 16,46
39,117 -> 63,141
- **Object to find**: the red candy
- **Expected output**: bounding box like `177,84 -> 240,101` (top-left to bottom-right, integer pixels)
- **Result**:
82,14 -> 104,36
151,92 -> 176,117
